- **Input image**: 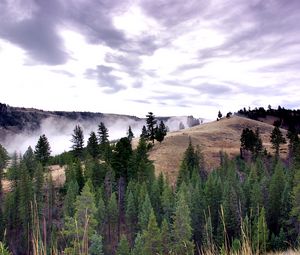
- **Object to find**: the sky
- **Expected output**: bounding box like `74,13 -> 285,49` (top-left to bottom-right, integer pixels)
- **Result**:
1,0 -> 300,120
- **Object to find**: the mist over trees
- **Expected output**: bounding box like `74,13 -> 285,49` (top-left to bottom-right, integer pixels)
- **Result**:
1,109 -> 300,254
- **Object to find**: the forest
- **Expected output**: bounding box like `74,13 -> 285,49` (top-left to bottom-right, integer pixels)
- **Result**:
0,112 -> 300,255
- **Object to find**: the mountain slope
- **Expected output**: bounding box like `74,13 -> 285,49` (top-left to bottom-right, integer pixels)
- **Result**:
148,116 -> 288,184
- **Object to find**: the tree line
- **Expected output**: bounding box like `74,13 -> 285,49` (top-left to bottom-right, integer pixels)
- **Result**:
1,112 -> 300,254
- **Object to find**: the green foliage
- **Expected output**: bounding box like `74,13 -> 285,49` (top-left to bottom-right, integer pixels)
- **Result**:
64,180 -> 79,217
116,235 -> 130,255
0,242 -> 11,255
34,134 -> 51,165
138,193 -> 152,231
142,209 -> 162,255
89,234 -> 104,255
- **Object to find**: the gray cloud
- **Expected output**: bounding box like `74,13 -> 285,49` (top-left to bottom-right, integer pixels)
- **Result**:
85,65 -> 125,93
195,84 -> 233,95
141,0 -> 209,27
0,0 -> 67,65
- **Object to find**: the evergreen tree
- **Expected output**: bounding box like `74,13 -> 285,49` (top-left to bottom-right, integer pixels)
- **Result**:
161,218 -> 172,254
95,188 -> 106,235
63,181 -> 97,252
146,112 -> 157,143
112,137 -> 132,179
172,189 -> 194,255
89,234 -> 104,255
98,122 -> 111,162
138,193 -> 153,231
142,209 -> 162,255
71,125 -> 84,158
270,126 -> 286,156
98,122 -> 109,144
155,120 -> 167,143
268,162 -> 285,235
22,146 -> 37,178
127,126 -> 134,142
253,207 -> 268,253
87,131 -> 99,158
107,192 -> 119,243
33,162 -> 44,206
64,180 -> 79,217
140,125 -> 148,139
131,233 -> 144,255
116,235 -> 130,255
125,191 -> 137,241
34,134 -> 51,166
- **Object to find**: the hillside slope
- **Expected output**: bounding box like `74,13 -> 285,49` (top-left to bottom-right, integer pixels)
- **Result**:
148,116 -> 288,184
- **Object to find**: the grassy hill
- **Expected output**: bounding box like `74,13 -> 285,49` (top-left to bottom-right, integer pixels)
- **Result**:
148,115 -> 288,184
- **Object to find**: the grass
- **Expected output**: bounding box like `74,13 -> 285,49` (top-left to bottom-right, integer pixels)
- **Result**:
148,116 -> 288,185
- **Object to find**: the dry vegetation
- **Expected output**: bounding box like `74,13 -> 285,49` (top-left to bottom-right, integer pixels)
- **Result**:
148,116 -> 288,185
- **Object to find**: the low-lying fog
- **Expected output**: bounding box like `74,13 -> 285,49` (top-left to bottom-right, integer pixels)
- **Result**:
2,115 -> 204,155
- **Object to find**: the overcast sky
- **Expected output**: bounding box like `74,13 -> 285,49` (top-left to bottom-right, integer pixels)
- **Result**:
1,0 -> 300,120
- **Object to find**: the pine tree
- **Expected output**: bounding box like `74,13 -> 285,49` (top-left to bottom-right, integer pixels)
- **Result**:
71,124 -> 85,158
270,126 -> 286,156
146,112 -> 157,143
127,126 -> 134,142
34,134 -> 51,166
95,188 -> 106,235
172,189 -> 194,255
268,162 -> 285,235
22,146 -> 37,178
64,180 -> 79,217
107,192 -> 119,243
63,181 -> 97,252
140,125 -> 148,139
33,162 -> 44,206
142,209 -> 162,255
253,207 -> 268,254
89,234 -> 104,255
116,235 -> 130,255
112,137 -> 132,179
125,191 -> 137,241
98,122 -> 111,162
155,120 -> 167,143
87,131 -> 99,158
161,218 -> 172,254
131,233 -> 144,255
138,193 -> 153,231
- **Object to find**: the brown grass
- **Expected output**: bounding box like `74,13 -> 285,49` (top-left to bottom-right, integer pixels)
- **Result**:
2,164 -> 66,193
148,116 -> 288,185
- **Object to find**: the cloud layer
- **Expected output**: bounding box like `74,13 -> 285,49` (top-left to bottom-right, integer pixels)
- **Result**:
1,0 -> 300,119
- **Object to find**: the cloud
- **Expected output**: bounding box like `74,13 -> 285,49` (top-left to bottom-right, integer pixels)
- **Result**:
0,0 -> 68,65
85,65 -> 125,93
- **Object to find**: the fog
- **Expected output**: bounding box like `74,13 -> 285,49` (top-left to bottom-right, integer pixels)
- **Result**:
1,115 -> 203,155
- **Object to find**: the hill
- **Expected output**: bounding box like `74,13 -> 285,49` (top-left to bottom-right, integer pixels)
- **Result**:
148,115 -> 288,184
